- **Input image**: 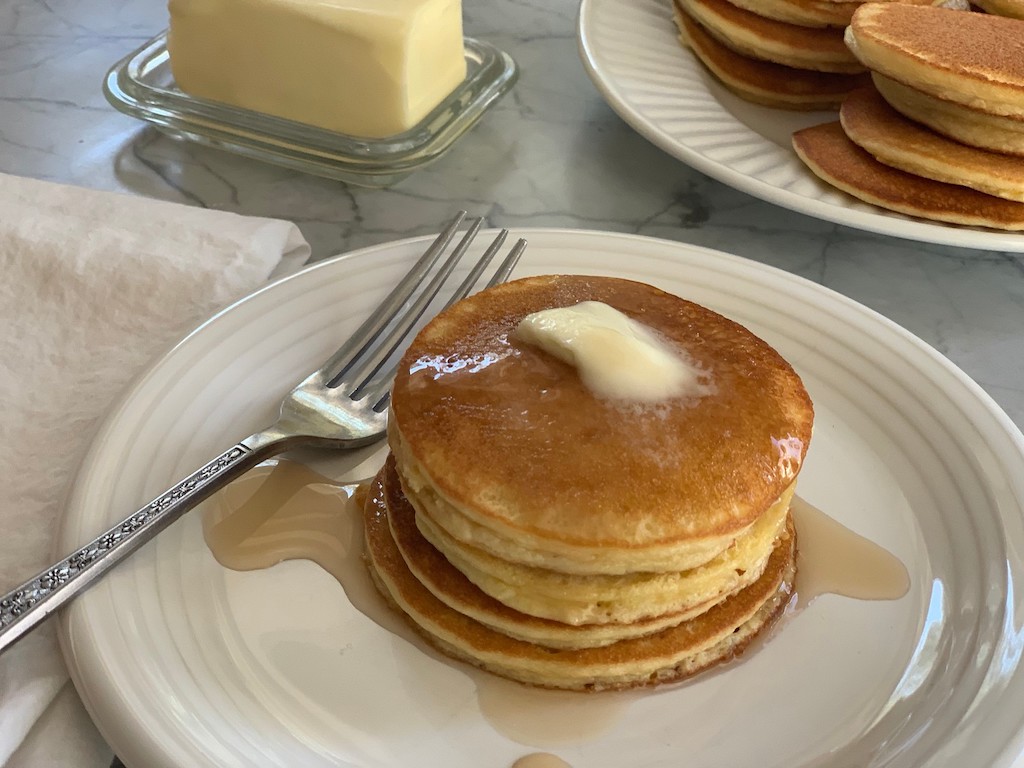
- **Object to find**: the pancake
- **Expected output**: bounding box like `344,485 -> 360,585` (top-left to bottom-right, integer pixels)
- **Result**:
675,5 -> 869,110
873,73 -> 1024,157
706,0 -> 963,30
846,4 -> 1024,118
364,468 -> 798,690
793,120 -> 1024,229
676,0 -> 863,72
389,275 -> 814,577
719,0 -> 856,28
411,468 -> 793,625
841,86 -> 1024,202
974,0 -> 1024,16
382,456 -> 719,649
692,0 -> 962,29
720,0 -> 970,28
381,274 -> 811,689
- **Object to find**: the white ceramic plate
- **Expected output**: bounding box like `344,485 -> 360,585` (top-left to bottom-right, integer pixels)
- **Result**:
576,0 -> 1024,252
59,231 -> 1024,768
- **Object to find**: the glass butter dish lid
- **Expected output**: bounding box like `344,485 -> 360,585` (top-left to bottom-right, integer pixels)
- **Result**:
104,32 -> 517,187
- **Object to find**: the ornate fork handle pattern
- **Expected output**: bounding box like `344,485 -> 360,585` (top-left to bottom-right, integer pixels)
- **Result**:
0,216 -> 527,656
0,440 -> 270,652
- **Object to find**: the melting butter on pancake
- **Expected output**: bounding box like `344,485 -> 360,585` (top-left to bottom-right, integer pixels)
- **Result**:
676,0 -> 863,73
513,300 -> 708,403
390,275 -> 813,577
375,275 -> 812,689
365,469 -> 799,690
675,4 -> 869,110
793,120 -> 1024,229
841,85 -> 1024,202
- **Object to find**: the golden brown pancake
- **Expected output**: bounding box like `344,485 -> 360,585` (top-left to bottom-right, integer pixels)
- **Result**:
677,0 -> 864,72
364,468 -> 798,691
793,120 -> 1024,229
974,0 -> 1024,16
845,4 -> 1024,118
381,456 -> 717,649
379,275 -> 811,689
716,0 -> 963,28
390,456 -> 792,626
412,492 -> 788,624
389,275 -> 814,577
841,86 -> 1024,202
722,0 -> 856,27
675,5 -> 870,110
873,73 -> 1024,157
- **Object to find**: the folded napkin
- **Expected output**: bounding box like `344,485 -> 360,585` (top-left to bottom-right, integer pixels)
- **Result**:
0,172 -> 310,766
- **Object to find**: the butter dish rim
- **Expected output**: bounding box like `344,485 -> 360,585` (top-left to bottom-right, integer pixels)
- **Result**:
103,31 -> 518,186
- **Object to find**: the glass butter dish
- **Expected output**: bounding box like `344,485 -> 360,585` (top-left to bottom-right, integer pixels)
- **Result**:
103,32 -> 517,187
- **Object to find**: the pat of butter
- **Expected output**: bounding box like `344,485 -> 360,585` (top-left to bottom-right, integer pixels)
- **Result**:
167,0 -> 467,139
514,301 -> 705,402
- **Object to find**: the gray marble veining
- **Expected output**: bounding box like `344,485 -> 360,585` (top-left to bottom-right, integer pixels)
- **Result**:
3,0 -> 1024,765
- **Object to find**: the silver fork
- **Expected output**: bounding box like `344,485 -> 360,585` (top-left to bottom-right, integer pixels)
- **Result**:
0,212 -> 526,655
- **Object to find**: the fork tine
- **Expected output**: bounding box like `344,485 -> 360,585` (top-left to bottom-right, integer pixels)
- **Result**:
365,231 -> 527,412
435,233 -> 526,310
444,229 -> 507,307
488,238 -> 528,287
322,210 -> 467,386
346,218 -> 484,398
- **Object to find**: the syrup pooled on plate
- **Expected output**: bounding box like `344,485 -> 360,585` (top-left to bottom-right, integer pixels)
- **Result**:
789,496 -> 910,608
201,458 -> 419,645
202,458 -> 637,744
202,459 -> 909,750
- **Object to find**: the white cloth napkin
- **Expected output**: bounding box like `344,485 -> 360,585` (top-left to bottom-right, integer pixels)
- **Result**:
0,172 -> 310,766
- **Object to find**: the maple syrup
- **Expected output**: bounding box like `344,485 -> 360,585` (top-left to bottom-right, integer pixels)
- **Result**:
203,459 -> 910,764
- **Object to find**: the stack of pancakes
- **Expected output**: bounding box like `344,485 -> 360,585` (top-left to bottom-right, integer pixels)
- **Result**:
363,274 -> 814,691
671,0 -> 884,110
792,4 -> 1024,229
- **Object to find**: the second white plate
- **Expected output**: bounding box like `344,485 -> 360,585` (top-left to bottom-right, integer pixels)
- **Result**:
576,0 -> 1024,252
58,231 -> 1024,767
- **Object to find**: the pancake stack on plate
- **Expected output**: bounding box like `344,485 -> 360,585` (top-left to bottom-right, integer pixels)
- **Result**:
670,0 -> 880,110
363,274 -> 814,691
792,4 -> 1024,229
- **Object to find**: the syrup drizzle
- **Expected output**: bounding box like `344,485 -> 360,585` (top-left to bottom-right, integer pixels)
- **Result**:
202,459 -> 417,645
789,496 -> 910,608
202,459 -> 910,766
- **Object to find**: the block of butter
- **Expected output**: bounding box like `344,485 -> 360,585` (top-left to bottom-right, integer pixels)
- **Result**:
167,0 -> 467,139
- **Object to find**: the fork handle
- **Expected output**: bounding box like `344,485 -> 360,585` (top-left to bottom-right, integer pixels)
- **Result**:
0,431 -> 285,655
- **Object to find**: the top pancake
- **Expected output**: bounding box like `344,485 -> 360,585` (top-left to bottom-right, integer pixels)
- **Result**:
846,4 -> 1024,117
675,3 -> 870,111
389,275 -> 813,573
679,0 -> 862,72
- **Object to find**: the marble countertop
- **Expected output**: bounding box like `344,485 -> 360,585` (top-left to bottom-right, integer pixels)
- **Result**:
3,0 -> 1023,425
3,1 -> 1024,766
